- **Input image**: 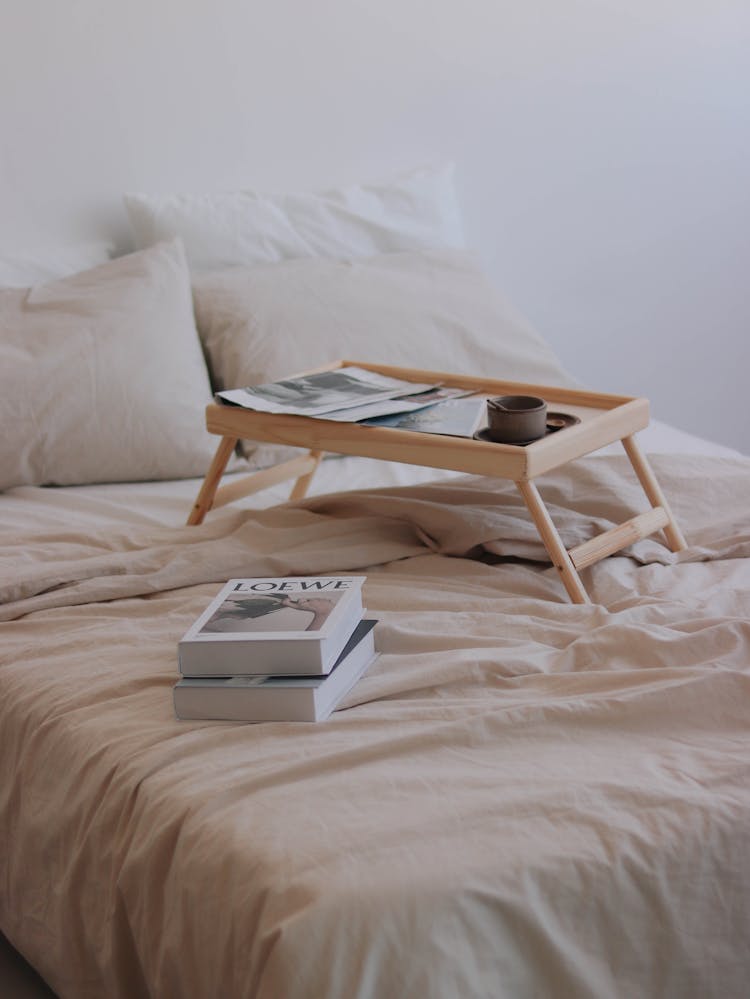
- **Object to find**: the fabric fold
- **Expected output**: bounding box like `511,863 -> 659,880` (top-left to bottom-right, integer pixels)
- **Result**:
1,454 -> 749,620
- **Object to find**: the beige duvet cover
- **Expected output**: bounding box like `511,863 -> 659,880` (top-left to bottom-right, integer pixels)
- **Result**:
1,452 -> 749,998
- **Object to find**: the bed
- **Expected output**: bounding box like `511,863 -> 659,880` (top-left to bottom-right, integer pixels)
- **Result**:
2,171 -> 749,998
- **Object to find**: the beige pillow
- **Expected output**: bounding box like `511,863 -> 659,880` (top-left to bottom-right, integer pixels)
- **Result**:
0,239 -> 218,490
192,250 -> 577,460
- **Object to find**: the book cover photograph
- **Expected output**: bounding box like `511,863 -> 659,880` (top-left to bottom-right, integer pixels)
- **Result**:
199,588 -> 343,635
178,577 -> 366,677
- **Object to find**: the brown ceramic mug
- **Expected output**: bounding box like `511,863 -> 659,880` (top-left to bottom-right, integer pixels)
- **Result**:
486,395 -> 547,443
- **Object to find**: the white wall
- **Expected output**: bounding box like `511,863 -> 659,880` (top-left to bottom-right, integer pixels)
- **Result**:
2,0 -> 748,451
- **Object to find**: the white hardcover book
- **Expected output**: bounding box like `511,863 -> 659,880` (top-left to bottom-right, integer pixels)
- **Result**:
174,620 -> 378,723
178,576 -> 365,677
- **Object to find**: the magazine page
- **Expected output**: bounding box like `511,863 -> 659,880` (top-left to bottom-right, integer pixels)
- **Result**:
320,385 -> 472,423
362,396 -> 487,437
216,366 -> 437,417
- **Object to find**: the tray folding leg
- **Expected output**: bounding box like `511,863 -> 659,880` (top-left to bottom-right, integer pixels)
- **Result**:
515,480 -> 592,604
288,450 -> 323,501
187,436 -> 238,525
620,435 -> 687,552
187,440 -> 323,526
517,433 -> 688,604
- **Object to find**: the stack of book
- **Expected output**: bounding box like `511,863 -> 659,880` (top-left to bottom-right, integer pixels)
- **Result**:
174,576 -> 377,723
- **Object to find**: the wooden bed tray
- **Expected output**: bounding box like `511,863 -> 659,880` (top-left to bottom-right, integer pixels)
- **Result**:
187,360 -> 687,604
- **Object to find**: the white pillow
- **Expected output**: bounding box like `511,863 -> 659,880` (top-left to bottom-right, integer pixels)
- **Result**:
124,165 -> 465,273
0,240 -> 113,288
0,239 -> 219,490
191,250 -> 577,461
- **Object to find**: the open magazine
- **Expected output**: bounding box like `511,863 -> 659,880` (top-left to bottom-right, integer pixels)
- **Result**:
217,366 -> 471,423
361,396 -> 487,438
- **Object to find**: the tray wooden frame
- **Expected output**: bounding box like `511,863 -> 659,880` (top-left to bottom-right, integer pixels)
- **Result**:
187,360 -> 687,604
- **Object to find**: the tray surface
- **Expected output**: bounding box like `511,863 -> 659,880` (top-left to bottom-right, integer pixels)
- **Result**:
205,361 -> 651,480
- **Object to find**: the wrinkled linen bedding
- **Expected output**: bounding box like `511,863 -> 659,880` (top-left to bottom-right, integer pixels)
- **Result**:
1,453 -> 749,999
